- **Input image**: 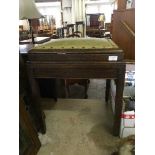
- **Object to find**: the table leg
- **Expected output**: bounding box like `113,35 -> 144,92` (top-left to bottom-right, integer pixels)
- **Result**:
113,68 -> 125,136
105,79 -> 111,103
27,65 -> 46,134
31,78 -> 46,134
54,79 -> 58,102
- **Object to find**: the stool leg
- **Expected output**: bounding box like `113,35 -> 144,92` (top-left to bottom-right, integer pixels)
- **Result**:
84,80 -> 89,99
105,79 -> 111,103
53,79 -> 58,102
65,80 -> 70,98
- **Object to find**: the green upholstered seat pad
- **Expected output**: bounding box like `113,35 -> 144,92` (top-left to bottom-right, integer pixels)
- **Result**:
33,38 -> 118,50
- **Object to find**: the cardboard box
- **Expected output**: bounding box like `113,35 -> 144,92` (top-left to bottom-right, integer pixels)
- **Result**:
120,109 -> 135,138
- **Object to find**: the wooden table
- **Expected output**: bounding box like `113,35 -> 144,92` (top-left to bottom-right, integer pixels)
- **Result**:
86,28 -> 101,37
27,38 -> 126,136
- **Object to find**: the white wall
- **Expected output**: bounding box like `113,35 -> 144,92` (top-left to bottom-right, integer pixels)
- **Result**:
36,2 -> 61,28
62,0 -> 85,24
19,1 -> 115,30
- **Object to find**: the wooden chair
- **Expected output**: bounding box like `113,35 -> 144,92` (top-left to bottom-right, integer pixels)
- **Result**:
65,79 -> 90,98
73,31 -> 82,37
66,24 -> 75,36
66,33 -> 80,38
64,34 -> 90,98
75,21 -> 84,37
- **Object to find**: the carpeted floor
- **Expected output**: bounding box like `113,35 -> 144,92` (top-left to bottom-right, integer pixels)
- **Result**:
37,79 -> 122,155
37,98 -> 120,155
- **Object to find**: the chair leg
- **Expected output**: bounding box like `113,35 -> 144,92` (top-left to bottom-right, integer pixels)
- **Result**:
105,79 -> 111,103
64,80 -> 70,98
84,80 -> 89,99
66,85 -> 70,98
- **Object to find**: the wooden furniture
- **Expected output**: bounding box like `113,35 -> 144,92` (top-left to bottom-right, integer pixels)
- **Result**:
66,33 -> 80,38
20,95 -> 41,155
37,31 -> 53,37
86,28 -> 101,38
86,23 -> 111,38
20,44 -> 58,102
65,79 -> 89,98
57,27 -> 63,38
20,52 -> 46,133
86,14 -> 100,28
57,26 -> 68,38
57,23 -> 83,38
105,23 -> 111,32
20,54 -> 41,154
75,21 -> 85,37
66,24 -> 75,36
65,34 -> 90,98
27,38 -> 125,136
111,0 -> 135,60
19,30 -> 30,41
86,14 -> 100,37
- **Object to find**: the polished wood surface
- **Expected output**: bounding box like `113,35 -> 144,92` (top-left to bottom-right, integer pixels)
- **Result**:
112,8 -> 135,60
117,0 -> 126,10
20,53 -> 46,134
27,38 -> 126,136
19,95 -> 41,155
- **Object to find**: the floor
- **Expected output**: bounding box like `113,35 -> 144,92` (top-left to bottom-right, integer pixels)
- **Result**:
37,79 -> 120,155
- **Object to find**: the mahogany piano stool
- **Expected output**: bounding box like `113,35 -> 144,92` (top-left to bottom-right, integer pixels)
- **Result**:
27,38 -> 126,136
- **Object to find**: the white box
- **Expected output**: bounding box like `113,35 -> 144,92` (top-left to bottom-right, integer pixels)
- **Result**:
120,127 -> 135,138
120,110 -> 135,138
110,85 -> 135,137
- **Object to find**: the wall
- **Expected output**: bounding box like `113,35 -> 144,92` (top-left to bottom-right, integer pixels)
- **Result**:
62,0 -> 72,24
62,0 -> 85,24
86,3 -> 115,23
36,2 -> 61,28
